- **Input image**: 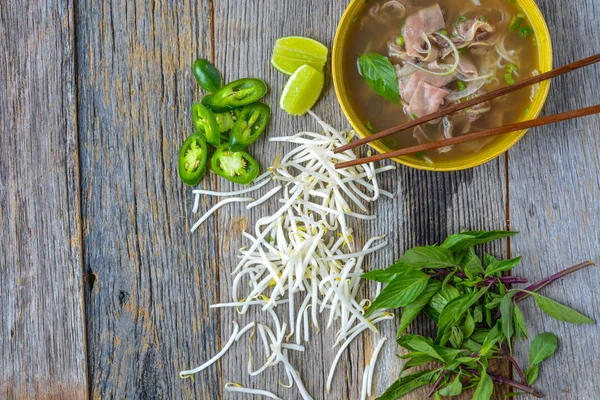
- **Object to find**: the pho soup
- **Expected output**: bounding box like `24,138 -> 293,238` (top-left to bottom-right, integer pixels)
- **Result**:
343,0 -> 541,164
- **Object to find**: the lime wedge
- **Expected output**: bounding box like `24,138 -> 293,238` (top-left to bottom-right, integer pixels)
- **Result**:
271,36 -> 328,76
280,65 -> 324,115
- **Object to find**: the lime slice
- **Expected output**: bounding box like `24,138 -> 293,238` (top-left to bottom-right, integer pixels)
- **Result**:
280,65 -> 324,116
271,36 -> 328,76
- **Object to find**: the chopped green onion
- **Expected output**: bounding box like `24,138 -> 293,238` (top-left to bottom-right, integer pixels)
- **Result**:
457,81 -> 467,91
410,113 -> 418,120
396,34 -> 405,47
439,29 -> 449,36
415,151 -> 425,160
509,13 -> 525,31
506,63 -> 519,74
459,47 -> 469,54
519,26 -> 534,39
504,73 -> 516,85
524,107 -> 530,115
454,16 -> 467,27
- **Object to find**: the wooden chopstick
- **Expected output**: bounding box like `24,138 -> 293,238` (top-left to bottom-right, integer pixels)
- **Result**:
334,104 -> 600,169
333,53 -> 600,155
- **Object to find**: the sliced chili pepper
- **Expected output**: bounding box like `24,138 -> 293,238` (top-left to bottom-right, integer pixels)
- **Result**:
229,102 -> 271,151
192,58 -> 222,93
191,103 -> 220,147
215,111 -> 235,133
178,134 -> 208,186
203,78 -> 268,111
211,145 -> 260,185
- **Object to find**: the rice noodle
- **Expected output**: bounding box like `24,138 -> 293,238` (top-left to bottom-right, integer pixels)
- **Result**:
405,32 -> 460,77
446,78 -> 487,101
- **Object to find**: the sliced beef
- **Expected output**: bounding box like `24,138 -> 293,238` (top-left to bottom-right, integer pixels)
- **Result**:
401,70 -> 454,102
458,57 -> 479,78
408,81 -> 449,118
455,19 -> 495,42
389,42 -> 416,64
404,4 -> 446,58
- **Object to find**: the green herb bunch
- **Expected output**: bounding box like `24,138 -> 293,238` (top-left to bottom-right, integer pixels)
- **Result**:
363,230 -> 595,399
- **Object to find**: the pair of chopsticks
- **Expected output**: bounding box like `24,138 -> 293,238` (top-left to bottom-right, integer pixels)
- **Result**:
334,53 -> 600,169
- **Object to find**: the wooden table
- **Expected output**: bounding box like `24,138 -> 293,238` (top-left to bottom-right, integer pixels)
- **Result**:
1,1 -> 599,399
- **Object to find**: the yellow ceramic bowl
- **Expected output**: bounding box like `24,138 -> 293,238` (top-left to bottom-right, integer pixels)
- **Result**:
333,0 -> 552,171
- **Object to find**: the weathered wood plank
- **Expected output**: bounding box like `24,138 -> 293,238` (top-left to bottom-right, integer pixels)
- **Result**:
203,1 -> 509,399
510,1 -> 600,398
75,1 -> 220,398
0,1 -> 87,398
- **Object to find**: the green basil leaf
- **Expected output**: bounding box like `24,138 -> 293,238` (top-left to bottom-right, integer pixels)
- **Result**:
464,250 -> 484,279
500,292 -> 516,346
525,291 -> 595,324
472,370 -> 494,400
435,347 -> 465,363
441,270 -> 457,288
473,305 -> 483,323
403,339 -> 444,361
462,311 -> 475,338
436,286 -> 489,345
376,370 -> 438,400
362,263 -> 409,283
525,363 -> 539,385
358,53 -> 400,103
438,374 -> 463,396
484,256 -> 522,276
484,253 -> 498,267
449,326 -> 464,348
529,332 -> 558,367
397,280 -> 442,337
401,355 -> 435,372
366,270 -> 430,316
429,286 -> 461,315
441,230 -> 517,252
397,334 -> 433,350
513,303 -> 529,340
480,322 -> 501,356
398,246 -> 456,269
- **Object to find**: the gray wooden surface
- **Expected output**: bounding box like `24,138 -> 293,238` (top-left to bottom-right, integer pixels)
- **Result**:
0,0 -> 598,399
510,1 -> 600,398
0,1 -> 88,398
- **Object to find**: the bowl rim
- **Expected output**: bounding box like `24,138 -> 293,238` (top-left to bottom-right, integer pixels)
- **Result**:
332,0 -> 553,172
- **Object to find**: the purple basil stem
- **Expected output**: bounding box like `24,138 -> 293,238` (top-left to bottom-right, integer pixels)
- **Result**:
514,261 -> 595,302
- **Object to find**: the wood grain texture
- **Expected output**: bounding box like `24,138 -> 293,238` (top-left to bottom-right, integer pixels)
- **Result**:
0,1 -> 87,398
75,1 -> 221,399
510,1 -> 600,398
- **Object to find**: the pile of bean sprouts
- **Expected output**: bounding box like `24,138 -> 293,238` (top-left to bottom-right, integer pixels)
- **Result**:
181,112 -> 395,399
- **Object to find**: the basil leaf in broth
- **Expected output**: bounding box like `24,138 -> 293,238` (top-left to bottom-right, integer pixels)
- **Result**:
357,53 -> 400,104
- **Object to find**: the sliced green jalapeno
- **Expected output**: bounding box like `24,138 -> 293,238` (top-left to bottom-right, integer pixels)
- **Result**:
178,134 -> 208,186
191,103 -> 220,147
215,112 -> 235,133
204,78 -> 268,111
229,102 -> 271,151
211,144 -> 260,185
192,58 -> 222,93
